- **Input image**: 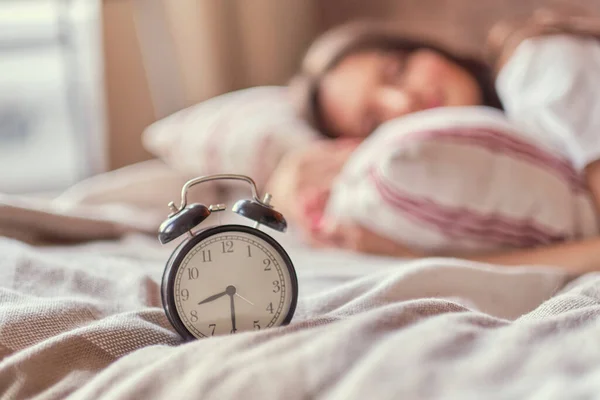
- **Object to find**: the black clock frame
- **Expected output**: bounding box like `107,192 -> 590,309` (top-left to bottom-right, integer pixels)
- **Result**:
161,224 -> 298,341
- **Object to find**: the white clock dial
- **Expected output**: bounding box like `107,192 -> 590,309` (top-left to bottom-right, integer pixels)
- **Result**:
173,230 -> 294,337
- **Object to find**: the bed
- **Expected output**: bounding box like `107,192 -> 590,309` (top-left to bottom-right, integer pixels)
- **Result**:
5,2 -> 600,396
1,158 -> 600,400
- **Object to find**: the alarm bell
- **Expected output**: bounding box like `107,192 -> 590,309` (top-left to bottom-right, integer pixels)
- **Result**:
158,203 -> 210,244
158,174 -> 288,244
232,199 -> 287,233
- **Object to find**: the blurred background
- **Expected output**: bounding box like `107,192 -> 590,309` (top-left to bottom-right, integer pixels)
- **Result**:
1,0 -> 597,194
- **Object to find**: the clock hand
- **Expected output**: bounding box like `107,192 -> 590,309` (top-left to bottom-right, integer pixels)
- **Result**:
235,292 -> 254,306
229,291 -> 237,333
198,290 -> 227,305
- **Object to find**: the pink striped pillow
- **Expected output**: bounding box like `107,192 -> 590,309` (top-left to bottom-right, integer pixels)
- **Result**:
327,107 -> 599,254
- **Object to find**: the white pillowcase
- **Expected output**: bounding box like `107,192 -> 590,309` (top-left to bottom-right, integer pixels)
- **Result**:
142,86 -> 319,191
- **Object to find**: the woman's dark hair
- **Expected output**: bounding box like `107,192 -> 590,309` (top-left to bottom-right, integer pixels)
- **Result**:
289,21 -> 503,138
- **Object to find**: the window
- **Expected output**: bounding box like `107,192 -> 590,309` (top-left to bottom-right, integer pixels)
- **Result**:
0,0 -> 105,194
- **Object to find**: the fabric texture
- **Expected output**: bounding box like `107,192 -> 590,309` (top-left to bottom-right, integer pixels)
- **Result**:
4,221 -> 600,400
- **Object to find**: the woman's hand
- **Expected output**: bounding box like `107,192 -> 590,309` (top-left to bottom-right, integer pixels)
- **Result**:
486,5 -> 600,76
265,139 -> 361,233
267,138 -> 419,258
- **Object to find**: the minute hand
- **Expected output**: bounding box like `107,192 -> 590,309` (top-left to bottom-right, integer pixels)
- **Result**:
198,291 -> 227,305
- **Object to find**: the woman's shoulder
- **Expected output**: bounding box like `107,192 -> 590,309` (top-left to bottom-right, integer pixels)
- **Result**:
485,7 -> 600,77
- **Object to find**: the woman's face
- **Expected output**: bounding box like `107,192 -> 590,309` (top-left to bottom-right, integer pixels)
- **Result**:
319,49 -> 483,138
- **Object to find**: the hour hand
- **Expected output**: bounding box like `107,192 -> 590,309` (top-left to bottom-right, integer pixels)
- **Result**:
198,290 -> 227,305
230,293 -> 237,333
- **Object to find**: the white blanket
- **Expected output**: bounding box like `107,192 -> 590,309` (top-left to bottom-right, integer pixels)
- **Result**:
1,160 -> 599,399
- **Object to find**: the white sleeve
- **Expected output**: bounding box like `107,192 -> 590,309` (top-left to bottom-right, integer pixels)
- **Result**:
496,34 -> 600,171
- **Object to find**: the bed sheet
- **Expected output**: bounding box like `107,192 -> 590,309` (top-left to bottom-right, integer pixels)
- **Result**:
2,163 -> 600,399
3,224 -> 600,400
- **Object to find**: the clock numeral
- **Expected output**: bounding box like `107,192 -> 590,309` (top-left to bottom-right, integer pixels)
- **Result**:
190,310 -> 198,322
221,241 -> 234,254
263,259 -> 272,271
266,302 -> 274,314
272,280 -> 281,293
202,250 -> 212,262
209,323 -> 216,336
247,245 -> 252,257
188,267 -> 199,280
253,320 -> 261,330
181,289 -> 190,301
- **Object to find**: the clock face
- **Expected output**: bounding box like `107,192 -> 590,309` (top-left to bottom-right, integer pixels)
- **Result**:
167,227 -> 296,338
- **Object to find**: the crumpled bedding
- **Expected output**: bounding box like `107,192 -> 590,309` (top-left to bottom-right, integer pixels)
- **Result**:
2,160 -> 600,399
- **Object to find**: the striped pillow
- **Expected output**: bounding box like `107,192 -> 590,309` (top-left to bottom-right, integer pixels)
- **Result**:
326,107 -> 599,254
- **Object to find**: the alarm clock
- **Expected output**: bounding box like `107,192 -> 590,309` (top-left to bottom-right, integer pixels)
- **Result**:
158,174 -> 298,340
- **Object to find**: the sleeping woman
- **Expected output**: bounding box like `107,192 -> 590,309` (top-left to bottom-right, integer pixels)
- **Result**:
265,9 -> 600,274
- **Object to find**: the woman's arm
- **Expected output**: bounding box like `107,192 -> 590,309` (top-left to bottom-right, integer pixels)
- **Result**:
465,236 -> 600,274
265,139 -> 361,234
316,221 -> 600,274
487,9 -> 600,77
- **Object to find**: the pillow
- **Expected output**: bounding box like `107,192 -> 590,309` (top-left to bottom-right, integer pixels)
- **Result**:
325,106 -> 599,255
142,86 -> 319,191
